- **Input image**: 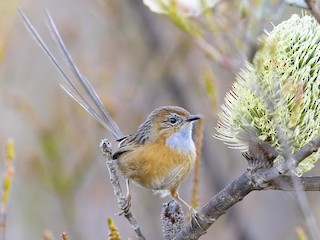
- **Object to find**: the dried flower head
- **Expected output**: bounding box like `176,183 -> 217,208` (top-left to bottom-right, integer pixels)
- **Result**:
216,15 -> 320,175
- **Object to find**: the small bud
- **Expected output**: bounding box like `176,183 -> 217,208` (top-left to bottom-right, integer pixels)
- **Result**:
5,139 -> 14,163
107,217 -> 121,240
60,232 -> 69,240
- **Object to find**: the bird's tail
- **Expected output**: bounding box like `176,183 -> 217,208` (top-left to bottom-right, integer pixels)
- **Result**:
19,9 -> 124,140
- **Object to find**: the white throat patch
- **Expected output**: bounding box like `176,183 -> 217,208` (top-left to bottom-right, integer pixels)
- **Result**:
166,123 -> 195,153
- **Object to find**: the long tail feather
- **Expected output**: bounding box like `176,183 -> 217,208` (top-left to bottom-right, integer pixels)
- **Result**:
19,9 -> 124,140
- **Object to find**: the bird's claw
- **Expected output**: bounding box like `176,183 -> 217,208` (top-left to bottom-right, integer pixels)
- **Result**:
189,211 -> 206,234
116,195 -> 131,216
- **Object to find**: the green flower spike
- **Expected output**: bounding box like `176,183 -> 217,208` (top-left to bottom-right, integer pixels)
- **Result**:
216,15 -> 320,175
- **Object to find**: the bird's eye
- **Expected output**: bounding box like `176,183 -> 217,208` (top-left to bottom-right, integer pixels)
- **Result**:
169,116 -> 178,124
170,118 -> 177,124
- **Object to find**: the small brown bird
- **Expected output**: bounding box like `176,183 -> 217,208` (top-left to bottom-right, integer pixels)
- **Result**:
113,106 -> 199,211
20,10 -> 200,213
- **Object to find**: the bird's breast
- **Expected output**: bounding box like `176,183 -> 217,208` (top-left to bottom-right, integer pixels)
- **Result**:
116,140 -> 196,193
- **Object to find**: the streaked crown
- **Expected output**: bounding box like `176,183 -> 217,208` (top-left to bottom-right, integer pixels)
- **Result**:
134,106 -> 199,144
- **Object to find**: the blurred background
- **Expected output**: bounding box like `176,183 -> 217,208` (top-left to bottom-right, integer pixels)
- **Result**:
0,0 -> 319,239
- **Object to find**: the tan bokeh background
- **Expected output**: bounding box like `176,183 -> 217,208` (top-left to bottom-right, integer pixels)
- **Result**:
0,0 -> 319,239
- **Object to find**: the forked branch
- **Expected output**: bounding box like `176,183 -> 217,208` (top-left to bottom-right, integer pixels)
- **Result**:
174,135 -> 320,240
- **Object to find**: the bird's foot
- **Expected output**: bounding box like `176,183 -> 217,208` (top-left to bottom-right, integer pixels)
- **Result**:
116,195 -> 131,216
188,209 -> 206,233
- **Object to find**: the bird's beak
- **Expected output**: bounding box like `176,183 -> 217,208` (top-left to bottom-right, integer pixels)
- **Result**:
186,115 -> 200,122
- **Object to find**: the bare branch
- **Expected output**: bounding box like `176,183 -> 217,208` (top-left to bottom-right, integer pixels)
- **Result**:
265,176 -> 320,191
195,36 -> 241,72
175,135 -> 320,239
174,171 -> 256,239
99,139 -> 146,240
256,136 -> 320,183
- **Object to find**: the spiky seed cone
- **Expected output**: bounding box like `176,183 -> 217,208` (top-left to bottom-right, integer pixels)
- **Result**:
216,15 -> 320,175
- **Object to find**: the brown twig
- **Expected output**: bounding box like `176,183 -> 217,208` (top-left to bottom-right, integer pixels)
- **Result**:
99,139 -> 146,240
195,36 -> 241,72
190,119 -> 204,210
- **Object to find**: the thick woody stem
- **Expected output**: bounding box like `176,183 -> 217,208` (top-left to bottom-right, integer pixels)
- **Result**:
99,139 -> 146,240
174,135 -> 320,239
174,172 -> 255,240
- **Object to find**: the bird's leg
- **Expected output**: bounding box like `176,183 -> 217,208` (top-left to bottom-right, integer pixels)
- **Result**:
172,192 -> 197,214
171,189 -> 206,232
117,179 -> 131,215
124,178 -> 131,208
